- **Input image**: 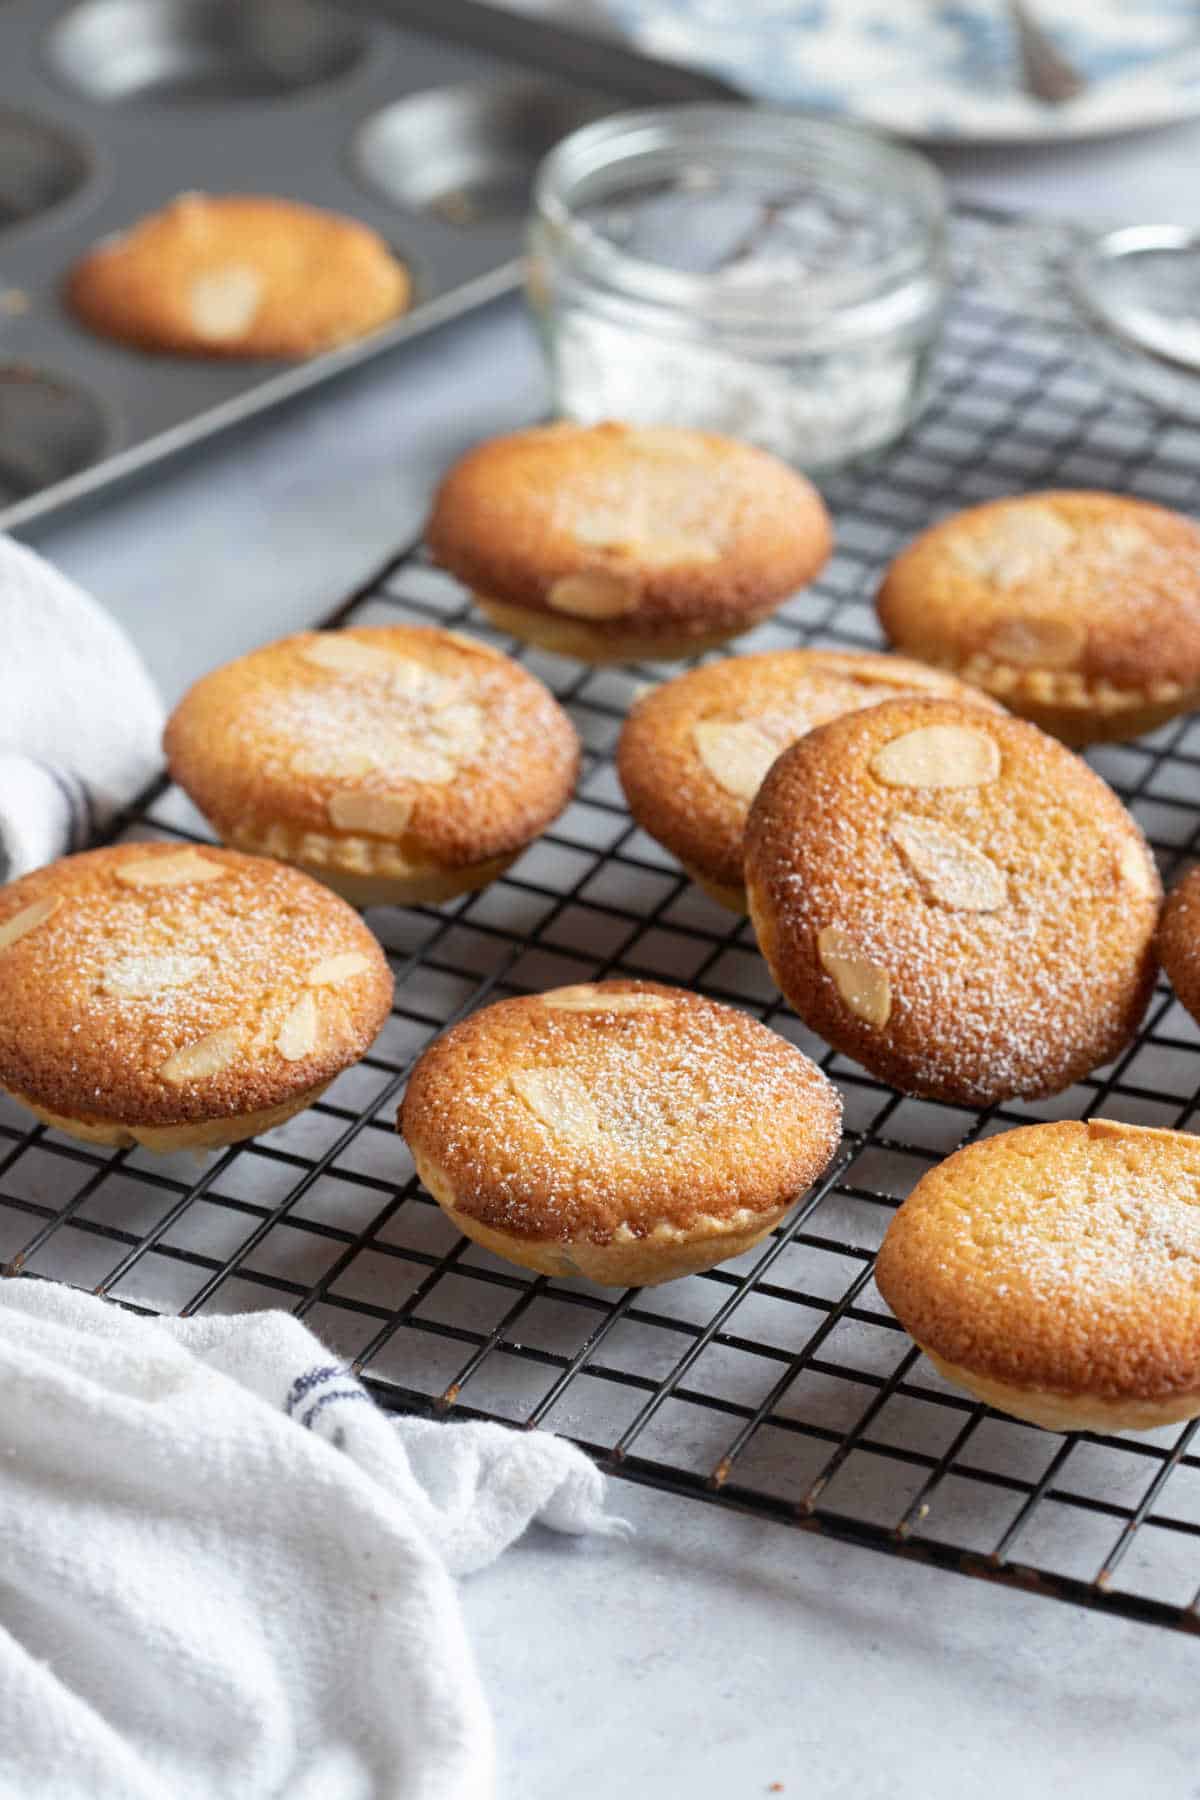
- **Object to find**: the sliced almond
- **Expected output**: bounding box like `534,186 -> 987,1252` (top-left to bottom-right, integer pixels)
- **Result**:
692,720 -> 781,802
0,895 -> 60,952
1116,838 -> 1158,900
188,265 -> 263,342
1088,1118 -> 1181,1143
985,615 -> 1085,669
276,992 -> 318,1062
115,850 -> 226,889
890,815 -> 1006,913
290,747 -> 375,780
300,636 -> 407,676
542,986 -> 673,1014
510,1067 -> 601,1143
327,791 -> 414,837
101,952 -> 208,997
442,629 -> 506,660
547,572 -> 639,619
429,700 -> 485,764
306,951 -> 373,987
1093,520 -> 1149,560
952,506 -> 1075,588
159,1025 -> 241,1084
387,659 -> 455,703
385,744 -> 457,784
816,927 -> 891,1028
755,703 -> 814,743
571,501 -> 637,550
870,724 -> 1000,790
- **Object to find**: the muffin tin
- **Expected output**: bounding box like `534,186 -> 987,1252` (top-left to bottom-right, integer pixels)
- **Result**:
0,0 -> 730,531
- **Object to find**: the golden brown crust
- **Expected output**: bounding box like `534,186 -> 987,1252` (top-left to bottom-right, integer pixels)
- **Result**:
414,1151 -> 793,1286
917,1350 -> 1200,1435
471,595 -> 766,665
164,626 -> 581,882
233,831 -> 520,909
427,423 -> 832,647
67,192 -> 410,359
617,650 -> 1004,897
8,1084 -> 332,1153
398,980 -> 842,1261
876,1120 -> 1200,1410
1160,866 -> 1200,1026
877,491 -> 1200,744
0,844 -> 393,1128
743,696 -> 1160,1106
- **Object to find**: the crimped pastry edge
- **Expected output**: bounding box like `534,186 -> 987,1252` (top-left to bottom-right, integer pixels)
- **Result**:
930,656 -> 1200,745
222,817 -> 519,904
412,1147 -> 790,1287
473,595 -> 770,665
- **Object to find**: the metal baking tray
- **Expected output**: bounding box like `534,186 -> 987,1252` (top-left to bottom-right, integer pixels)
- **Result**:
0,0 -> 730,534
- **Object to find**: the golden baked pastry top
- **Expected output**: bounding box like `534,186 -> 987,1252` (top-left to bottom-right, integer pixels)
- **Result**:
426,422 -> 832,635
67,193 -> 410,359
744,696 -> 1161,1106
0,844 -> 393,1127
877,491 -> 1200,738
399,980 -> 842,1245
617,649 -> 1003,894
876,1119 -> 1200,1403
164,625 -> 581,870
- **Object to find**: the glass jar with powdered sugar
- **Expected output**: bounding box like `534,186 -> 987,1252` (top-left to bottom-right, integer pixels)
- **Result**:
527,106 -> 948,471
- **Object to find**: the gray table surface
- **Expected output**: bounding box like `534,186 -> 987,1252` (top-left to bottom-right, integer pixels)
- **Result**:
25,67 -> 1200,1800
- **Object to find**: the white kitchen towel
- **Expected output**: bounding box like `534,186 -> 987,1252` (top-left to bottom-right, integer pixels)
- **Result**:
0,534 -> 163,882
0,1279 -> 626,1800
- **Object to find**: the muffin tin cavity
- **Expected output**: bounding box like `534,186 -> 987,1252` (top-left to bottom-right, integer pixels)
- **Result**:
46,0 -> 369,105
0,112 -> 90,233
0,367 -> 108,504
353,81 -> 609,225
0,0 -> 719,531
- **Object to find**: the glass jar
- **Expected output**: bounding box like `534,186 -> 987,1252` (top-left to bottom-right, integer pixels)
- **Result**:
527,105 -> 948,472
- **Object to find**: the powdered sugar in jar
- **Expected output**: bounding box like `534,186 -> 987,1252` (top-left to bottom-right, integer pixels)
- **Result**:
527,106 -> 948,471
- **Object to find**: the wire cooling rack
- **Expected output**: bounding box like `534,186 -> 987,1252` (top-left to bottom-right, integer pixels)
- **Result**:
5,207 -> 1200,1633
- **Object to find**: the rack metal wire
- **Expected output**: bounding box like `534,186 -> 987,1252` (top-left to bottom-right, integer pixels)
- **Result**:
6,207 -> 1200,1631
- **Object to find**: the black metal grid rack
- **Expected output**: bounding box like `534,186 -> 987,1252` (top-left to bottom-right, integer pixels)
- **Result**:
5,208 -> 1200,1633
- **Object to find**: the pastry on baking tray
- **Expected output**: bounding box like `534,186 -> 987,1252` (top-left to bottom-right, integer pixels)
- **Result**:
0,844 -> 393,1152
398,980 -> 842,1286
876,490 -> 1200,745
743,696 -> 1160,1107
617,648 -> 1003,912
67,193 -> 410,359
876,1119 -> 1200,1433
164,624 -> 581,907
425,422 -> 832,663
1158,865 -> 1200,1027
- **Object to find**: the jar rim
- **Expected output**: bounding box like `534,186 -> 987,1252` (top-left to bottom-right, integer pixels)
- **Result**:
532,103 -> 947,326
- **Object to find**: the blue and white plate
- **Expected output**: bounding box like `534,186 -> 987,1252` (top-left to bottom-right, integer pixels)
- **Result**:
604,0 -> 1200,143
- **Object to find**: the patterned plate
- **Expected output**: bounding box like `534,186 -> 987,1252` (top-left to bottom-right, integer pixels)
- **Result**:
602,0 -> 1200,143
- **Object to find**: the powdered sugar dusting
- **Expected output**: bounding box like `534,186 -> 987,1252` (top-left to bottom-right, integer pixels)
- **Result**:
619,650 -> 996,893
747,699 -> 1160,1103
101,952 -> 209,998
0,849 -> 387,1117
985,1165 -> 1200,1300
878,1122 -> 1200,1401
267,659 -> 484,785
222,634 -> 570,820
560,452 -> 731,566
404,985 -> 843,1241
